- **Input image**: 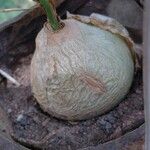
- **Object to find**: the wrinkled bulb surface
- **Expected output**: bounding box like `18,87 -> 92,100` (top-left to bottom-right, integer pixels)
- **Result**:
31,15 -> 134,121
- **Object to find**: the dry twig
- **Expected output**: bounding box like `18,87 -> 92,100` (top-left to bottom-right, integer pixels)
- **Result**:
0,69 -> 20,86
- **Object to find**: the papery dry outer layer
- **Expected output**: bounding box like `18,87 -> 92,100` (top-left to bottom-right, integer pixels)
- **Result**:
31,13 -> 135,120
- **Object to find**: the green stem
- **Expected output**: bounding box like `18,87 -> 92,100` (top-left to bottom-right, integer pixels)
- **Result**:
39,0 -> 61,31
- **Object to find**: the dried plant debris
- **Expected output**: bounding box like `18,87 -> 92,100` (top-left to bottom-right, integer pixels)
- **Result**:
0,69 -> 20,87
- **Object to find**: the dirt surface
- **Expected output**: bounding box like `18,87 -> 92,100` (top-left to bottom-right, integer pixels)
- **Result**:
81,124 -> 144,150
0,107 -> 29,150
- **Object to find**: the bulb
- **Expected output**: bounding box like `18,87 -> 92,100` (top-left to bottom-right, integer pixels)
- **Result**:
31,13 -> 135,121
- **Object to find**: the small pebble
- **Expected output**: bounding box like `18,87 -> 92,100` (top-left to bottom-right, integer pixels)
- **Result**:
16,114 -> 24,122
16,114 -> 30,127
7,108 -> 12,114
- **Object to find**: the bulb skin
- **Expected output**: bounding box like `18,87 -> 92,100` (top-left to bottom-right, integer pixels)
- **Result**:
31,18 -> 134,121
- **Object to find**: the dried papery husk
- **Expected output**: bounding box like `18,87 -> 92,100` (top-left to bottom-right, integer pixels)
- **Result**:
31,13 -> 135,121
67,13 -> 138,69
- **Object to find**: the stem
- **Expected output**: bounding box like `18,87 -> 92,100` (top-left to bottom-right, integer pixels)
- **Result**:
39,0 -> 61,31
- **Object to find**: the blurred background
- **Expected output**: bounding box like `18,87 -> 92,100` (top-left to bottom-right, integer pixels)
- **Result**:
0,0 -> 35,23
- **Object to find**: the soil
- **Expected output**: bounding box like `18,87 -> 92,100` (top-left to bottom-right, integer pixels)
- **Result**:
81,124 -> 144,150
